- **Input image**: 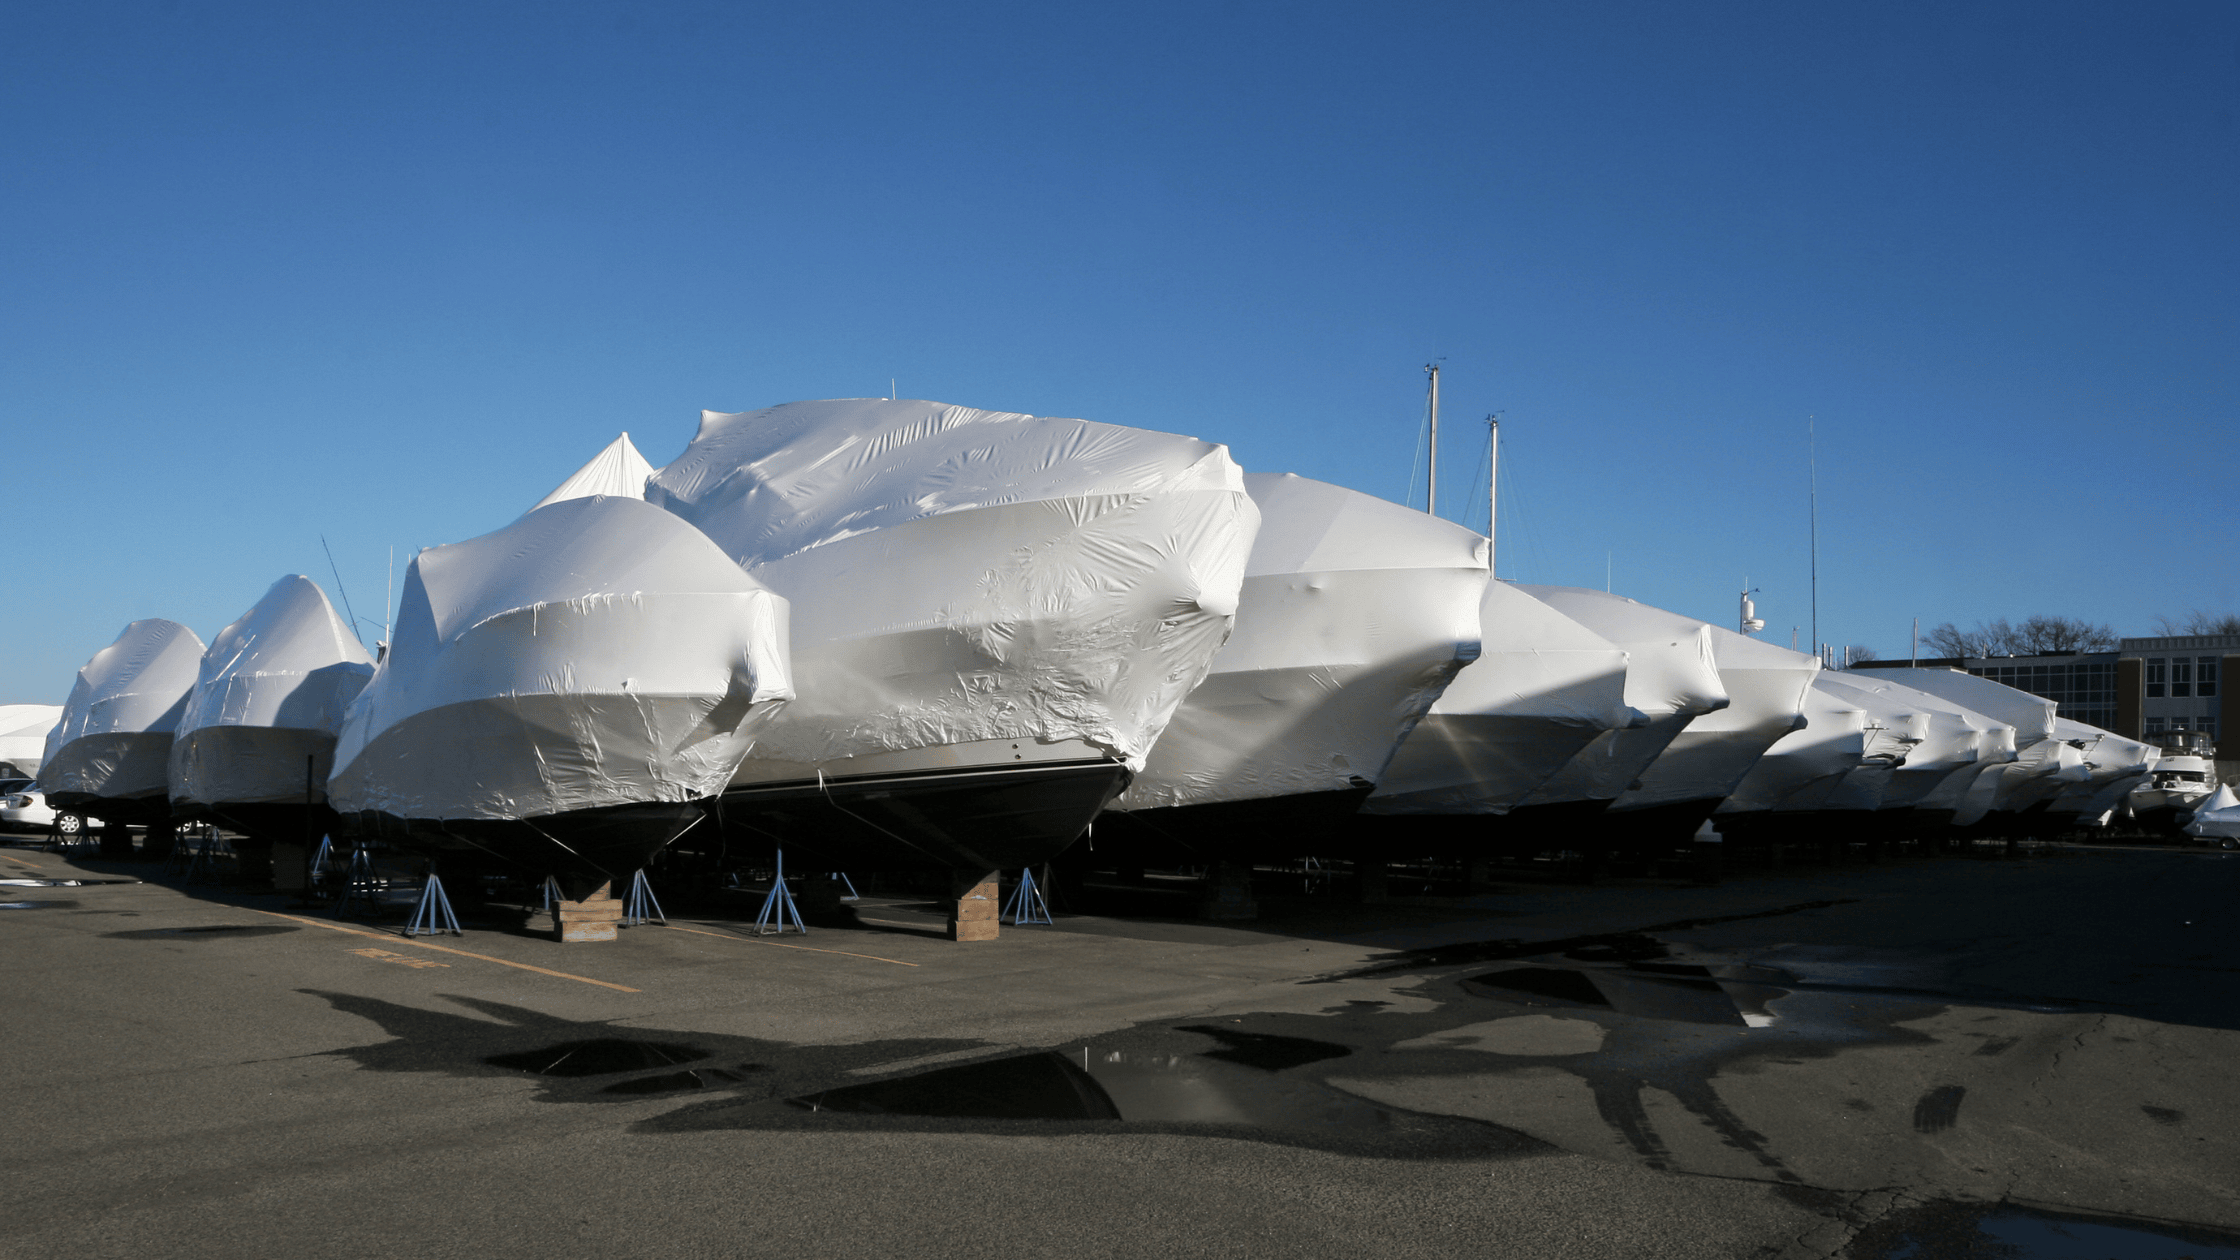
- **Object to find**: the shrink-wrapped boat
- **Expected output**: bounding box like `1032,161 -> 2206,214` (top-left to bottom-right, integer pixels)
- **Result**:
647,399 -> 1257,874
527,432 -> 654,513
1526,589 -> 1819,844
169,576 -> 376,873
2044,719 -> 2158,829
1856,667 -> 2088,832
38,619 -> 206,836
328,495 -> 792,894
1100,473 -> 1487,859
0,704 -> 63,779
1812,672 -> 2014,831
1713,668 -> 1875,830
1453,586 -> 1727,849
1362,580 -> 1635,822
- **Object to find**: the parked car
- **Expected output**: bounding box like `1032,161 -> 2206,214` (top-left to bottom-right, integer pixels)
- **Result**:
0,780 -> 101,835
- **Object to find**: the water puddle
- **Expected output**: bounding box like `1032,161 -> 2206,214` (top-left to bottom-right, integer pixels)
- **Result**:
1172,1026 -> 1351,1070
485,1038 -> 711,1078
1851,1198 -> 2240,1258
0,900 -> 75,910
602,1065 -> 768,1096
0,878 -> 141,887
792,1045 -> 1393,1135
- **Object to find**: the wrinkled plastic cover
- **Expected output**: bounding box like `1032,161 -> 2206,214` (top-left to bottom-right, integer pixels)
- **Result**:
1507,586 -> 1731,808
2185,784 -> 2240,839
1719,679 -> 1870,814
1367,582 -> 1636,815
38,619 -> 207,802
329,496 -> 793,821
1874,670 -> 2089,819
528,432 -> 654,515
648,399 -> 1257,773
1862,668 -> 2056,744
1111,473 -> 1487,811
1815,671 -> 2013,811
1564,604 -> 1818,814
171,575 -> 378,808
0,703 -> 64,777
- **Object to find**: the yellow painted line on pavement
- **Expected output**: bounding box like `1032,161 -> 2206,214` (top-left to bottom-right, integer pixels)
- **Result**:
664,920 -> 918,967
248,908 -> 642,992
2,854 -> 42,869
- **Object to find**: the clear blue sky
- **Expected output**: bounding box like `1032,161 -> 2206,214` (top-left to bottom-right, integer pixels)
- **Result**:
5,0 -> 2235,703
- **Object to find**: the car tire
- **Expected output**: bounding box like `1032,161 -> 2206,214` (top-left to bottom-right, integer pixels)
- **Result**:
56,812 -> 83,836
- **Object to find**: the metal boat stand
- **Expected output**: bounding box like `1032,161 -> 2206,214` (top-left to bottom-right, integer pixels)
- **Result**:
1004,866 -> 1053,925
405,868 -> 462,936
622,868 -> 666,926
829,871 -> 860,901
332,845 -> 383,918
753,849 -> 806,935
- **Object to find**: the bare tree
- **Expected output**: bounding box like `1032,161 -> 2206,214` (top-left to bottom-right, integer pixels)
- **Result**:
2153,610 -> 2240,636
2011,615 -> 2116,653
1925,615 -> 2113,657
1925,619 -> 2011,657
1842,645 -> 1879,667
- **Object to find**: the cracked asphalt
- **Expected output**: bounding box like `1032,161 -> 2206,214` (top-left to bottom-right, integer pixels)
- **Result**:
3,840 -> 2234,1258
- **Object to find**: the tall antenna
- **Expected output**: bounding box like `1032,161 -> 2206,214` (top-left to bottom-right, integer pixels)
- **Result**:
1484,414 -> 1499,575
320,534 -> 362,646
1424,362 -> 1441,518
1808,415 -> 1820,656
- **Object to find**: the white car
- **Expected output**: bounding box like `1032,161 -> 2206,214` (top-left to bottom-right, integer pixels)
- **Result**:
0,780 -> 100,836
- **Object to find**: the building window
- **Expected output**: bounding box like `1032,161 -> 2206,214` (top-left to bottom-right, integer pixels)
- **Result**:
2172,658 -> 2193,698
2146,718 -> 2168,734
2200,657 -> 2218,698
2146,658 -> 2166,697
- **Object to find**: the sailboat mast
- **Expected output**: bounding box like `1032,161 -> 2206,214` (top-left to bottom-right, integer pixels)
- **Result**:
1485,414 -> 1498,576
1424,363 -> 1440,518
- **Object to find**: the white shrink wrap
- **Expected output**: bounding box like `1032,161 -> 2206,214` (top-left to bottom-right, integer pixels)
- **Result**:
528,432 -> 654,514
647,399 -> 1258,781
1108,473 -> 1487,817
1365,581 -> 1635,815
1717,676 -> 1871,817
170,576 -> 377,811
0,704 -> 63,778
2045,718 -> 2160,821
1525,592 -> 1819,821
1506,586 -> 1729,813
38,620 -> 207,810
2183,784 -> 2240,842
329,495 -> 793,825
1811,672 -> 2013,814
1856,668 -> 2085,823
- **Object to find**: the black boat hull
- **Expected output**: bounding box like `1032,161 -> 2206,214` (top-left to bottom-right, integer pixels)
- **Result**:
1095,783 -> 1376,866
699,759 -> 1132,873
337,800 -> 710,900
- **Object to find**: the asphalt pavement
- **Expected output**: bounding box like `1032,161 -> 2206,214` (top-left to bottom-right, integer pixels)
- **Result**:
3,840 -> 2235,1259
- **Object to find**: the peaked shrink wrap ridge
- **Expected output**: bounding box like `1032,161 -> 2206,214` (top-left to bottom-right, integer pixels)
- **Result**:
39,619 -> 207,804
1365,580 -> 1635,815
1853,668 -> 2085,821
171,576 -> 376,809
0,704 -> 65,778
2046,717 -> 2160,820
647,399 -> 1258,777
2184,784 -> 2240,841
1811,672 -> 2013,814
1110,473 -> 1488,812
329,496 -> 792,822
528,432 -> 654,515
1527,589 -> 1818,815
1507,586 -> 1730,810
1718,680 -> 1872,815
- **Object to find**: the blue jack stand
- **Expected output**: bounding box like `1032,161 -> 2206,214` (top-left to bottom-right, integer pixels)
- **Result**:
622,869 -> 666,926
333,846 -> 382,917
830,871 -> 860,901
1004,866 -> 1053,925
753,849 -> 806,935
539,875 -> 563,913
309,836 -> 335,889
184,828 -> 232,885
405,872 -> 462,936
